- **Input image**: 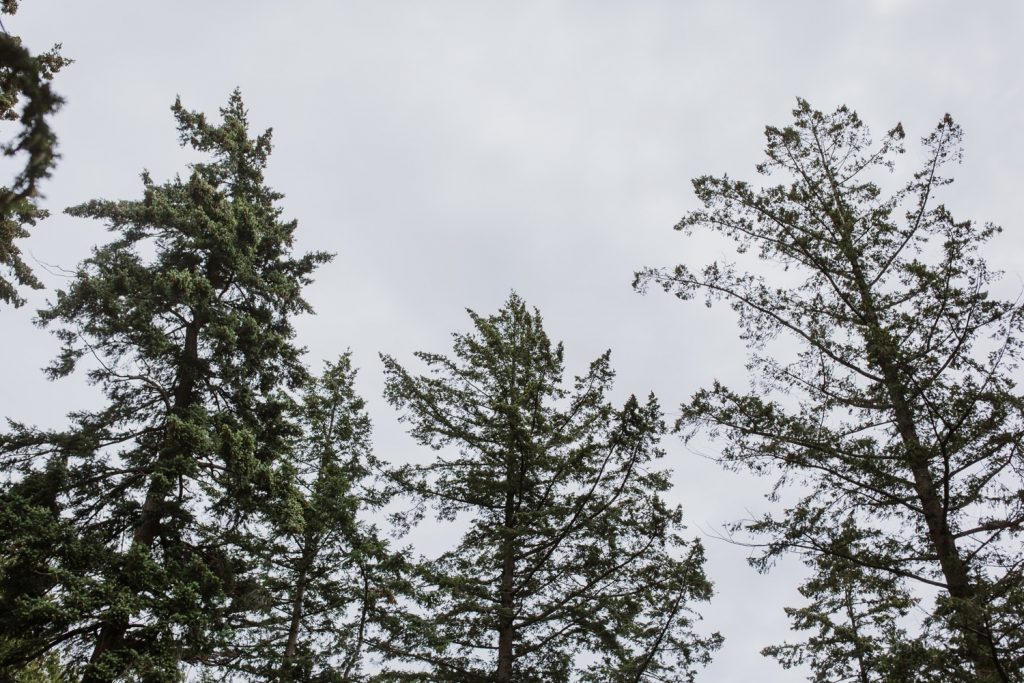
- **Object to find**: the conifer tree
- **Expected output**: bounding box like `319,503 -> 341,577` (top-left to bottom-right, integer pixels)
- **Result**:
0,91 -> 330,681
636,100 -> 1024,681
213,355 -> 401,682
0,0 -> 70,306
761,525 -> 952,682
379,294 -> 720,682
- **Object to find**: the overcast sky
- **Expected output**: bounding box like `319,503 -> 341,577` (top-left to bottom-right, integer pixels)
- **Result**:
4,1 -> 1023,679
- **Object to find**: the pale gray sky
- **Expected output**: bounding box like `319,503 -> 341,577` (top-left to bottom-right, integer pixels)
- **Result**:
3,2 -> 1023,679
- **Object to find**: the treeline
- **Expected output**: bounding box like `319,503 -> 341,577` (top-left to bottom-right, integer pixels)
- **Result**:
0,90 -> 718,682
1,8 -> 1023,683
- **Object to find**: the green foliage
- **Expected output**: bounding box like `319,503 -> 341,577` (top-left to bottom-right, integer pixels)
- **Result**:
379,294 -> 721,682
0,2 -> 70,306
0,91 -> 330,680
1,650 -> 65,682
761,524 -> 959,682
637,100 -> 1024,680
211,355 -> 403,682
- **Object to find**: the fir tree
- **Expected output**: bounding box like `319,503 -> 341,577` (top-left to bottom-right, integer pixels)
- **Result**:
636,100 -> 1024,681
379,294 -> 720,682
761,524 -> 955,682
213,355 -> 401,682
0,91 -> 330,681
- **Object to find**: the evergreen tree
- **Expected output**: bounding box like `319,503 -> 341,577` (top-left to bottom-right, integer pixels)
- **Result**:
0,0 -> 70,306
213,355 -> 401,682
761,524 -> 955,682
636,100 -> 1024,680
0,91 -> 330,681
379,294 -> 720,682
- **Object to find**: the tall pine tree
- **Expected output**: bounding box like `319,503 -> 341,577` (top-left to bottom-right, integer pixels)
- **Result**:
0,91 -> 330,681
379,294 -> 720,682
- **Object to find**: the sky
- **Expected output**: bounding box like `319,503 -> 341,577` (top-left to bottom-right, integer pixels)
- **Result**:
3,1 -> 1024,679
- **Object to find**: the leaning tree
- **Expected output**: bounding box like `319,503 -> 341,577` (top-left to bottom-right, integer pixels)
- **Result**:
379,294 -> 720,682
637,100 -> 1024,681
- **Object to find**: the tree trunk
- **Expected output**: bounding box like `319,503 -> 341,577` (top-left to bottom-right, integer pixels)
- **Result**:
841,231 -> 1005,682
496,486 -> 516,682
876,359 -> 1003,681
283,545 -> 315,664
85,319 -> 203,681
843,586 -> 870,683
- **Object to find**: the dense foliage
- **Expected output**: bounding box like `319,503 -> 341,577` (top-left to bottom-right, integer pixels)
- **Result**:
212,356 -> 400,682
0,91 -> 330,681
379,295 -> 720,682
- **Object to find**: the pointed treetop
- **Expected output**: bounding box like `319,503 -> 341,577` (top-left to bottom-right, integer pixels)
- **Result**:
171,88 -> 273,197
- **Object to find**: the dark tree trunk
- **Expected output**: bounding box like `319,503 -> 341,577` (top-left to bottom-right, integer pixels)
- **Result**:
283,544 -> 315,667
86,319 -> 203,681
840,228 -> 1005,682
843,587 -> 870,683
496,486 -> 516,683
